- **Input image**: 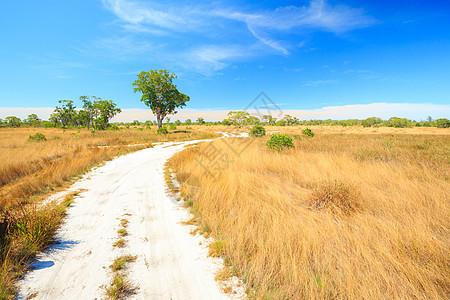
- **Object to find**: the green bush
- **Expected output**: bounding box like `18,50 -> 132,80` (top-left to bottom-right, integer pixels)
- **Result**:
266,134 -> 294,151
435,118 -> 450,128
28,133 -> 47,142
249,125 -> 266,137
157,127 -> 169,135
302,128 -> 315,138
169,124 -> 176,130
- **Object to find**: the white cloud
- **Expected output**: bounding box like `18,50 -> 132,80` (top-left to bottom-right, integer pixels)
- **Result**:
183,45 -> 248,74
99,0 -> 375,72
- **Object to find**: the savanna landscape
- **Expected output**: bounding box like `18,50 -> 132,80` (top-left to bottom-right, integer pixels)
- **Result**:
1,1 -> 450,299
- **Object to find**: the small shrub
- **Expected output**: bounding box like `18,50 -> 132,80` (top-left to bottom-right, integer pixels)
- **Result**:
302,128 -> 315,138
117,229 -> 127,237
309,180 -> 361,215
28,133 -> 47,142
266,134 -> 294,151
169,124 -> 176,130
186,126 -> 192,130
249,125 -> 266,137
157,127 -> 169,135
53,136 -> 61,140
110,125 -> 119,131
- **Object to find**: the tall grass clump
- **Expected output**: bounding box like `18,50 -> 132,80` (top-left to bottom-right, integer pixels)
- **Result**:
169,132 -> 450,299
309,180 -> 360,215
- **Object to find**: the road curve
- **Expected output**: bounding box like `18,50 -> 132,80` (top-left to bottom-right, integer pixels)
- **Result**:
18,140 -> 236,300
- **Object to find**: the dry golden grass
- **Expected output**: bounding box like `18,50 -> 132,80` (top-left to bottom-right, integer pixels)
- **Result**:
0,126 -> 217,210
168,127 -> 450,299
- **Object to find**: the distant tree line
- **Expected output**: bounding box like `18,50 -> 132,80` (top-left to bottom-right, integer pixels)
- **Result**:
1,109 -> 449,129
219,112 -> 450,128
0,96 -> 121,129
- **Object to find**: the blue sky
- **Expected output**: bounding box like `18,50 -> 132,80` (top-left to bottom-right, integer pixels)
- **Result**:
0,0 -> 449,121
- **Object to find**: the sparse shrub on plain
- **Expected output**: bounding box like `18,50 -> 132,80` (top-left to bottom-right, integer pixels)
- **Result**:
53,136 -> 61,140
249,125 -> 265,137
302,128 -> 315,138
28,133 -> 46,142
309,180 -> 361,215
266,134 -> 294,151
169,124 -> 176,130
157,127 -> 169,135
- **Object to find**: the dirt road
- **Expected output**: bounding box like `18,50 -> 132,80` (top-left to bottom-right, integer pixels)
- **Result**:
18,139 -> 241,299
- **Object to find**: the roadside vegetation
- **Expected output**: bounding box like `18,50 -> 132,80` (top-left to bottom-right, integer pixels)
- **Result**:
168,126 -> 450,299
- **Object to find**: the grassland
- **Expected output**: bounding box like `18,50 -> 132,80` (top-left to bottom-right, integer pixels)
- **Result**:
168,125 -> 450,299
0,125 -> 218,299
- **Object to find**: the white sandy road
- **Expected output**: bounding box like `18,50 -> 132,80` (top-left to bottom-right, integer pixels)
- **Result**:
18,138 -> 245,300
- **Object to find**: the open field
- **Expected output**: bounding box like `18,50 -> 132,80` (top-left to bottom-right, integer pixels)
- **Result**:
0,126 -> 219,298
0,126 -> 220,209
168,126 -> 450,299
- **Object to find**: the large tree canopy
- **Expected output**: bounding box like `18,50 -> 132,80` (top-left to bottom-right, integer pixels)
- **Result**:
133,69 -> 189,128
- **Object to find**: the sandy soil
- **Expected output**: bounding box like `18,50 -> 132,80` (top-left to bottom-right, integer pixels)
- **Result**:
17,138 -> 245,300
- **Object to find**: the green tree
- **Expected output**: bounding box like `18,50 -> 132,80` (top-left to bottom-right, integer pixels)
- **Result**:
435,118 -> 450,128
227,111 -> 249,127
24,114 -> 41,127
133,69 -> 189,128
6,116 -> 21,127
245,116 -> 260,125
282,115 -> 299,126
54,99 -> 76,128
185,119 -> 192,125
386,117 -> 411,128
174,119 -> 181,126
80,96 -> 100,129
262,115 -> 276,126
93,100 -> 121,130
48,113 -> 60,127
196,117 -> 205,125
361,117 -> 383,127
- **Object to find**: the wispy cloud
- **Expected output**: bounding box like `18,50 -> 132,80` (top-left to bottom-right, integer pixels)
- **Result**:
30,54 -> 90,79
97,0 -> 375,74
303,79 -> 338,87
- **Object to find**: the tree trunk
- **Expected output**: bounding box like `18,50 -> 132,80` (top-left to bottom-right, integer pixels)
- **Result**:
157,114 -> 163,128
